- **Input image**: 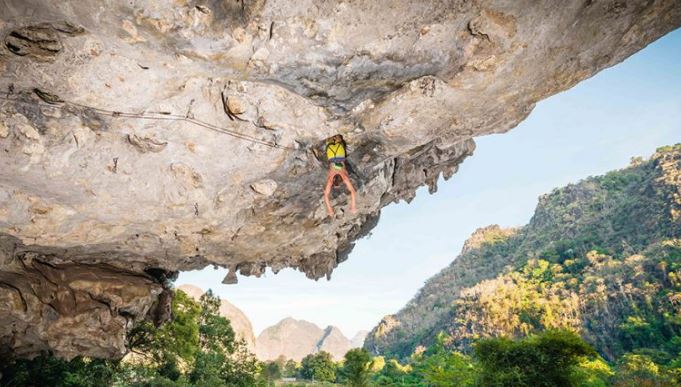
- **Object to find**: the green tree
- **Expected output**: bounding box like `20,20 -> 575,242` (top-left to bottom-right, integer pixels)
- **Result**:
300,351 -> 336,382
417,351 -> 476,387
339,348 -> 373,386
0,355 -> 119,387
570,357 -> 613,387
198,290 -> 235,353
283,359 -> 299,378
475,329 -> 597,387
127,289 -> 201,377
188,290 -> 260,386
260,360 -> 282,384
410,333 -> 476,387
373,358 -> 417,386
613,353 -> 673,387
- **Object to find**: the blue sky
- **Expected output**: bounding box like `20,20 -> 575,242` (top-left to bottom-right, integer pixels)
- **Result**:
179,28 -> 681,338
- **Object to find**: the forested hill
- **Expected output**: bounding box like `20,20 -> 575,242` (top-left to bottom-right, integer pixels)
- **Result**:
365,144 -> 681,361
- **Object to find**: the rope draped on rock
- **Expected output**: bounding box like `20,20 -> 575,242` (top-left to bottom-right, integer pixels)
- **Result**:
0,92 -> 297,151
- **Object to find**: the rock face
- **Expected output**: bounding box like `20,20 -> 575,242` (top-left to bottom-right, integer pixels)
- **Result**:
256,318 -> 354,361
0,0 -> 680,358
256,318 -> 323,361
351,330 -> 369,349
0,234 -> 167,360
176,284 -> 256,352
317,326 -> 354,360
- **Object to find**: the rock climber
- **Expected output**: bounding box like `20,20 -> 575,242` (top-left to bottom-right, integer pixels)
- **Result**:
323,134 -> 357,216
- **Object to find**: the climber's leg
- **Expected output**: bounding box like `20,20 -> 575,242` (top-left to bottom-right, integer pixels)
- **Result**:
324,168 -> 336,216
339,167 -> 357,214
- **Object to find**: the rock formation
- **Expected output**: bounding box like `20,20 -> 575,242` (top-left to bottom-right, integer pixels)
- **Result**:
317,326 -> 354,360
351,330 -> 369,349
0,234 -> 168,359
256,317 -> 355,361
1,0 -> 680,358
176,284 -> 256,352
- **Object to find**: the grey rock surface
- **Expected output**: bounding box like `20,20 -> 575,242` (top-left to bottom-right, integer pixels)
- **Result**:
255,317 -> 353,361
0,0 -> 680,358
256,317 -> 325,361
351,330 -> 369,349
317,325 -> 354,360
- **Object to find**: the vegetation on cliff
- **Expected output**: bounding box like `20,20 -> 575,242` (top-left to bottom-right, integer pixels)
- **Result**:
364,145 -> 681,385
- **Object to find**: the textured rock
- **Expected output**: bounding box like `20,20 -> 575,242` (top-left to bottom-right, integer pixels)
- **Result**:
255,317 -> 354,361
0,0 -> 680,358
176,284 -> 256,352
0,234 -> 166,360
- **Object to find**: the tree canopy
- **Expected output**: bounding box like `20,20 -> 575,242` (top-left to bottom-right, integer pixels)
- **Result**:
300,351 -> 337,383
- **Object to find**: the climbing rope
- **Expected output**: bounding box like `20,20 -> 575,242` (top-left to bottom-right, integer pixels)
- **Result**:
0,94 -> 297,151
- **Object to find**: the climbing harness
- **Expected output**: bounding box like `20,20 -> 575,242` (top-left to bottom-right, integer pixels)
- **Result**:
0,94 -> 296,151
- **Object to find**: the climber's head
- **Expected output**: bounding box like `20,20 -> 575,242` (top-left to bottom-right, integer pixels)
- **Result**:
333,134 -> 343,143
